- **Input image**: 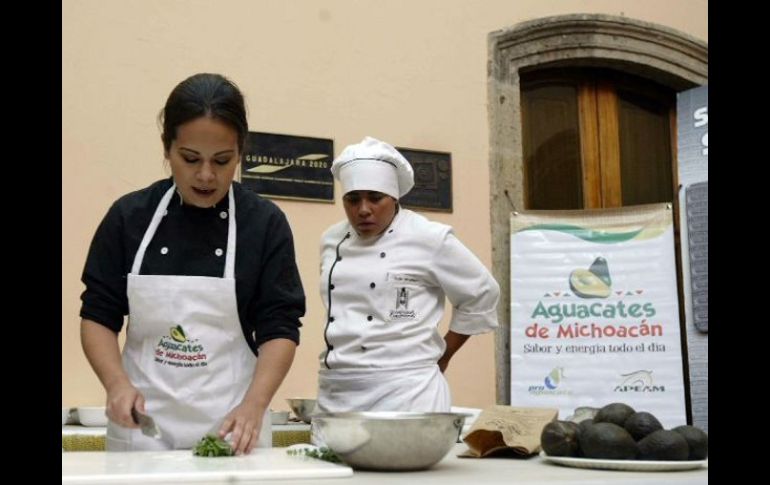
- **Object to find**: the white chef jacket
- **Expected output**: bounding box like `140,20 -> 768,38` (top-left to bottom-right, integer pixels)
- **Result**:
317,208 -> 499,409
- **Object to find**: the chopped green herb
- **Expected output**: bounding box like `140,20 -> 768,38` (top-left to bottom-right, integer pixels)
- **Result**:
287,446 -> 342,463
192,434 -> 233,457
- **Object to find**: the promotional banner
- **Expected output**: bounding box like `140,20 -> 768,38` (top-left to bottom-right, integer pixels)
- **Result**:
509,204 -> 687,427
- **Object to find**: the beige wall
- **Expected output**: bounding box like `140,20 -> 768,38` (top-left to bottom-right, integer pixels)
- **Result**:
62,0 -> 707,411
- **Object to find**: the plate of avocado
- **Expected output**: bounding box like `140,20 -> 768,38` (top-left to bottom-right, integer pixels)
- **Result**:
539,452 -> 707,471
540,404 -> 709,471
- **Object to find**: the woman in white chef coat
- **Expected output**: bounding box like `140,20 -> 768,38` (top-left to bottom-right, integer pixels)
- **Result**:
317,136 -> 500,413
79,73 -> 305,454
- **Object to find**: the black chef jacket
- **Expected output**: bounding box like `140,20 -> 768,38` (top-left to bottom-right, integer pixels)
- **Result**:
80,178 -> 305,355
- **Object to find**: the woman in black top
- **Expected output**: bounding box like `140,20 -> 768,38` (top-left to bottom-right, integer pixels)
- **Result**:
80,73 -> 305,454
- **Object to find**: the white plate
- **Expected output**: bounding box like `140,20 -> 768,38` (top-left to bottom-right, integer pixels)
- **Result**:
540,452 -> 707,471
271,410 -> 290,425
77,406 -> 108,427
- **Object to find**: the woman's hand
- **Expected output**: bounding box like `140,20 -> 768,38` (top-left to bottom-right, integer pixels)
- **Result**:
219,338 -> 297,455
219,401 -> 265,455
438,331 -> 470,374
80,319 -> 143,429
438,356 -> 449,373
105,378 -> 143,428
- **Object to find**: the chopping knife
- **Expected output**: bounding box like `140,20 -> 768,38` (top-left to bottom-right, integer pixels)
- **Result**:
132,407 -> 163,440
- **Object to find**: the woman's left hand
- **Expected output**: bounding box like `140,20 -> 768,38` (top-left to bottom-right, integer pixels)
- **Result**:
219,338 -> 297,455
439,331 -> 471,374
218,401 -> 265,455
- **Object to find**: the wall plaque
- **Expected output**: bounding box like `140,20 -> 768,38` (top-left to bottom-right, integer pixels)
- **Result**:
241,132 -> 334,202
396,147 -> 452,212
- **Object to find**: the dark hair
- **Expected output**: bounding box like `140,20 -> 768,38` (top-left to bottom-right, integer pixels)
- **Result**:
159,73 -> 248,152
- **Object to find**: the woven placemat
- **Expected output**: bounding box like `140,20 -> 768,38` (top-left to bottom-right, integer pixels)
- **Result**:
62,430 -> 312,451
272,430 -> 312,447
62,434 -> 105,451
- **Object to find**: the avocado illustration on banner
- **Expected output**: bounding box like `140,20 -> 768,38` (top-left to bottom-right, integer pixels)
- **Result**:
569,257 -> 611,298
170,325 -> 187,343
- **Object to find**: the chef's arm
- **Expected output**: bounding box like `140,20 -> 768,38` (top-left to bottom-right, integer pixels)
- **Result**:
438,330 -> 470,373
80,319 -> 142,428
243,338 -> 296,411
220,338 -> 296,454
432,233 -> 500,335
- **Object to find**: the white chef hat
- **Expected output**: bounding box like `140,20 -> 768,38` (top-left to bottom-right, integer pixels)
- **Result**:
330,136 -> 414,199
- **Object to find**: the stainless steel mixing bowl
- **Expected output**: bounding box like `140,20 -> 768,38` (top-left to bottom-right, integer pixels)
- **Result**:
312,411 -> 465,471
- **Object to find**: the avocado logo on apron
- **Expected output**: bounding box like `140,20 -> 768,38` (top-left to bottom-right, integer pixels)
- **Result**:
153,324 -> 209,368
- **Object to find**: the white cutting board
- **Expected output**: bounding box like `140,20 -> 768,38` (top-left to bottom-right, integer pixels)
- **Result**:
62,448 -> 353,484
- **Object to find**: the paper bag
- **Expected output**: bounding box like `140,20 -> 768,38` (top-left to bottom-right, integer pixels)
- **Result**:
461,405 -> 558,457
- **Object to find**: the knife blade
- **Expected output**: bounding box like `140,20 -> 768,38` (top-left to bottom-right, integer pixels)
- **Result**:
131,408 -> 163,440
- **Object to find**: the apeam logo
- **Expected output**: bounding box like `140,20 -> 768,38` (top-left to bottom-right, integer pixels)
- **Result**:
569,256 -> 612,299
528,367 -> 571,395
614,370 -> 665,393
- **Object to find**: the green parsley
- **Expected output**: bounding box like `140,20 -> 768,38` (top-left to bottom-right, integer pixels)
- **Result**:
192,434 -> 234,457
287,446 -> 342,463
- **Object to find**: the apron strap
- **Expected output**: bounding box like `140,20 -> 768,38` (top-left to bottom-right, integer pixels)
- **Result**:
224,186 -> 236,279
131,185 -> 176,275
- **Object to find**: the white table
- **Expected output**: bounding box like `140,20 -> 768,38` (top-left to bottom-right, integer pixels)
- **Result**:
234,444 -> 707,485
62,443 -> 707,484
62,447 -> 353,483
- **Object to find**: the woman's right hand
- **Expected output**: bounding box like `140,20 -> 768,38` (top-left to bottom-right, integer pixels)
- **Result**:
105,379 -> 144,428
80,320 -> 145,429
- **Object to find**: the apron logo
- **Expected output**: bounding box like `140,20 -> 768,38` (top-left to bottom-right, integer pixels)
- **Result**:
170,325 -> 187,342
154,325 -> 209,368
389,287 -> 417,321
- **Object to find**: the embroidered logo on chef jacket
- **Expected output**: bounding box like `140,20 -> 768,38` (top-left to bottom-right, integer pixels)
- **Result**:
395,287 -> 409,309
386,273 -> 422,321
389,287 -> 417,321
153,325 -> 209,369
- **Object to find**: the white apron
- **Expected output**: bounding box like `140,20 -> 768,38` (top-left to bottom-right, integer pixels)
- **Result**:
317,364 -> 450,413
313,364 -> 449,446
106,184 -> 271,451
